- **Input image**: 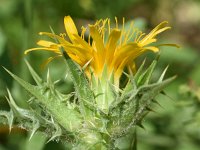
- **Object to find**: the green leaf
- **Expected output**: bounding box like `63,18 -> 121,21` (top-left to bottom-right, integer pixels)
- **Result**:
111,76 -> 175,138
49,27 -> 94,119
0,109 -> 13,132
6,89 -> 40,139
62,49 -> 94,119
158,65 -> 169,83
134,59 -> 146,81
124,76 -> 176,133
25,60 -> 43,86
3,67 -> 82,132
137,59 -> 157,86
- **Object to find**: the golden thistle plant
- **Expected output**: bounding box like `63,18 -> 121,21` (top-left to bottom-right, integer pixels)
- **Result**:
0,16 -> 179,149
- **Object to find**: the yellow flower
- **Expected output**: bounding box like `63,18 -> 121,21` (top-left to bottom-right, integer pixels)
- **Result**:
25,16 -> 178,85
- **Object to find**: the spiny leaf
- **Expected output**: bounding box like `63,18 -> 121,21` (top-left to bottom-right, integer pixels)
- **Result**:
126,76 -> 176,131
152,99 -> 163,108
29,119 -> 40,140
108,82 -> 119,101
109,78 -> 137,111
138,76 -> 176,95
4,67 -> 82,132
47,122 -> 62,142
0,110 -> 14,132
82,59 -> 92,71
3,67 -> 39,98
112,76 -> 175,138
134,58 -> 146,81
158,65 -> 169,83
50,27 -> 94,119
25,60 -> 43,86
46,69 -> 54,92
62,48 -> 94,119
146,107 -> 156,112
137,122 -> 145,130
160,91 -> 175,101
6,89 -> 40,139
121,71 -> 137,97
137,60 -> 157,86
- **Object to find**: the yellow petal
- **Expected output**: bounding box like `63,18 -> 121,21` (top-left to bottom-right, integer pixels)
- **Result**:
106,29 -> 121,64
41,55 -> 62,69
64,16 -> 78,42
144,46 -> 159,52
24,48 -> 60,55
140,38 -> 157,46
37,40 -> 57,47
157,43 -> 180,48
68,53 -> 85,66
113,43 -> 140,61
112,43 -> 140,69
154,27 -> 171,35
72,34 -> 93,52
89,25 -> 106,68
39,32 -> 72,46
148,21 -> 169,36
64,44 -> 92,56
62,45 -> 91,62
89,25 -> 105,54
139,21 -> 170,46
127,62 -> 136,75
115,58 -> 128,78
115,53 -> 138,79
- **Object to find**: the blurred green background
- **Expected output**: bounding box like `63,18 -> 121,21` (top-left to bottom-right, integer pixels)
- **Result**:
0,0 -> 200,149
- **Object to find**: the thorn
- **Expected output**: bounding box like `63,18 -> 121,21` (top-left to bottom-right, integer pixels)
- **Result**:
152,99 -> 164,108
137,122 -> 145,130
122,71 -> 130,78
29,131 -> 36,141
146,107 -> 156,113
94,93 -> 104,99
29,120 -> 40,141
24,59 -> 43,86
54,79 -> 60,85
47,69 -> 50,81
82,58 -> 93,71
158,65 -> 169,83
160,91 -> 175,101
27,97 -> 35,103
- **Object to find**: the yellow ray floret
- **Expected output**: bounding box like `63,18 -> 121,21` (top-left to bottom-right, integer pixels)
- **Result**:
25,16 -> 179,82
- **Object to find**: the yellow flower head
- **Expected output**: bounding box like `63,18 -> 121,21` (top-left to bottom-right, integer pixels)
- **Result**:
25,16 -> 178,84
